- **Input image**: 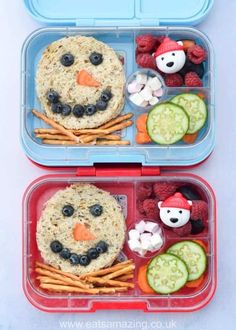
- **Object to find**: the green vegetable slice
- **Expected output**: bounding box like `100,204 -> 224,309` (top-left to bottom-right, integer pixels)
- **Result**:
147,103 -> 189,145
167,241 -> 207,281
147,253 -> 189,294
171,93 -> 207,134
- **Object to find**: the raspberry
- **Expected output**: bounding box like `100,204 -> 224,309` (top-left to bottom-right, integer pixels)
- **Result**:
153,182 -> 179,200
165,74 -> 184,87
136,34 -> 157,53
187,45 -> 207,64
185,72 -> 203,87
173,221 -> 192,237
137,200 -> 145,215
136,53 -> 157,70
191,200 -> 208,222
143,199 -> 159,220
136,183 -> 153,201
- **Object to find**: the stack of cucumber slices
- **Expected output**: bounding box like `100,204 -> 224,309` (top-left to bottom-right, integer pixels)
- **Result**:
147,93 -> 208,145
147,241 -> 207,294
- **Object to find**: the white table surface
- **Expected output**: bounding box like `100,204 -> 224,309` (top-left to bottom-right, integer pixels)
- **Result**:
0,1 -> 235,329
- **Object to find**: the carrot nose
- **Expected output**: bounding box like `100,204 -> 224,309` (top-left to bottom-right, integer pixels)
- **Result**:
76,69 -> 100,87
73,223 -> 96,241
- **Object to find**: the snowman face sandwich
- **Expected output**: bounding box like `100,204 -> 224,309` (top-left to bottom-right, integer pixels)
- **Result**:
154,38 -> 186,74
36,36 -> 125,129
36,184 -> 126,275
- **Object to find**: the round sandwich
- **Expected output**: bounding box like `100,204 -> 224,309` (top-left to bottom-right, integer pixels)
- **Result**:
36,184 -> 126,275
36,36 -> 125,129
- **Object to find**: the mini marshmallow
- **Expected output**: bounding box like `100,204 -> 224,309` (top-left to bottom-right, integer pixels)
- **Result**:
140,100 -> 149,107
150,233 -> 163,250
128,81 -> 143,94
136,73 -> 148,85
149,96 -> 159,106
141,238 -> 153,251
128,239 -> 142,252
140,233 -> 152,241
135,220 -> 146,234
129,93 -> 144,106
153,88 -> 164,97
147,77 -> 162,91
128,229 -> 140,241
144,221 -> 160,233
139,86 -> 153,101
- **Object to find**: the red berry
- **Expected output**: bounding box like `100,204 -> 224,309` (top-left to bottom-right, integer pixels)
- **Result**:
143,199 -> 159,220
153,182 -> 179,200
187,45 -> 207,64
136,183 -> 153,201
185,72 -> 203,87
136,53 -> 157,70
136,34 -> 157,53
137,200 -> 145,215
173,221 -> 192,237
165,74 -> 184,87
191,200 -> 208,222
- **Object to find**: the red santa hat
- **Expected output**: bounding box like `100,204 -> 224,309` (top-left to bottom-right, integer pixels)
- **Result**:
160,193 -> 191,211
154,37 -> 184,58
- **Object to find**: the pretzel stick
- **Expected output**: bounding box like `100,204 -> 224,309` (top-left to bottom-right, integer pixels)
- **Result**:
36,134 -> 73,141
78,134 -> 121,142
79,260 -> 133,279
32,109 -> 79,142
42,139 -> 129,146
40,283 -> 128,294
80,120 -> 133,143
86,276 -> 134,288
37,276 -> 69,285
42,139 -> 79,145
103,265 -> 135,280
99,113 -> 133,129
34,128 -> 65,135
97,140 -> 130,146
115,274 -> 134,281
35,262 -> 90,286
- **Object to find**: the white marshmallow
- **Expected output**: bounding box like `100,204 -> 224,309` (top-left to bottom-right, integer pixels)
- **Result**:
128,81 -> 143,94
144,221 -> 160,233
128,239 -> 142,253
128,229 -> 140,241
150,233 -> 163,250
141,238 -> 153,251
129,93 -> 144,106
149,96 -> 159,106
139,86 -> 153,101
153,88 -> 164,97
140,100 -> 149,107
136,73 -> 148,85
135,220 -> 146,234
140,232 -> 152,241
147,77 -> 162,91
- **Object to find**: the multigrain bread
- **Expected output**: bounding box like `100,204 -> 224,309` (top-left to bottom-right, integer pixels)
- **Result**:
36,36 -> 125,129
36,184 -> 126,275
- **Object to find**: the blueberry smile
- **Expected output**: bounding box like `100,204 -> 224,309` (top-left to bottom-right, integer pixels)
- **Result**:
46,89 -> 113,118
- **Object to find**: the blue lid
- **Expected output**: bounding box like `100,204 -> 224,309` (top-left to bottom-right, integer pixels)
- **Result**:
24,0 -> 214,26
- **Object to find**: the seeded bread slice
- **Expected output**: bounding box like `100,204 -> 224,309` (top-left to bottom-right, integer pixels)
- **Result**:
36,36 -> 125,129
36,184 -> 126,275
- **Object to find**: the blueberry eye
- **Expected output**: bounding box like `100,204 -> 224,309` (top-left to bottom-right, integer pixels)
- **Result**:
60,53 -> 74,67
89,204 -> 103,216
62,205 -> 74,217
167,210 -> 171,213
89,52 -> 103,66
179,210 -> 183,214
172,53 -> 176,56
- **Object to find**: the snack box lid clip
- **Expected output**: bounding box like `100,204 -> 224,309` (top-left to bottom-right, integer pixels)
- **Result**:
24,0 -> 214,26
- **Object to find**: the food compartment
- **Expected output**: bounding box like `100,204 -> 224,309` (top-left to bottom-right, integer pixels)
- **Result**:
21,27 -> 215,166
23,173 -> 216,312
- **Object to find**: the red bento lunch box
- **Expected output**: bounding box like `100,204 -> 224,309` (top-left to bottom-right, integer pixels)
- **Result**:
22,0 -> 217,313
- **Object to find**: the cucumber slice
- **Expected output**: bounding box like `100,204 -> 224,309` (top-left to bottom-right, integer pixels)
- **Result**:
167,241 -> 207,281
147,253 -> 188,294
147,103 -> 189,145
171,93 -> 207,134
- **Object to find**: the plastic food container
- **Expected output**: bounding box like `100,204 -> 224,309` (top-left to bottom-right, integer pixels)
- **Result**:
21,0 -> 217,313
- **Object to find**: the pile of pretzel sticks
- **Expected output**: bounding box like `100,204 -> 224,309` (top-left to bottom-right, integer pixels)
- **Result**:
32,109 -> 133,146
35,259 -> 135,294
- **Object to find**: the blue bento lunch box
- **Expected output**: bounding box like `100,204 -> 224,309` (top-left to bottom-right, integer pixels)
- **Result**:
21,0 -> 215,167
